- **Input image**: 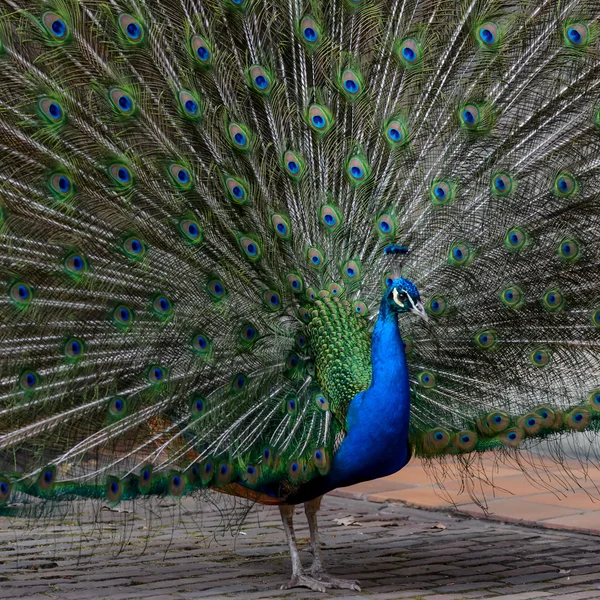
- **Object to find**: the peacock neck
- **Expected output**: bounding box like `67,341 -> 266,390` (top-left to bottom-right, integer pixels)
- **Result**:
324,299 -> 412,491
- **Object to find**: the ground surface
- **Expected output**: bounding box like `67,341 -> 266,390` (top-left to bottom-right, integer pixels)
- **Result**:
1,494 -> 600,600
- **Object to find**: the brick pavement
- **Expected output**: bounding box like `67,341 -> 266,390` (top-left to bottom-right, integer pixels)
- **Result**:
333,457 -> 600,536
1,494 -> 600,599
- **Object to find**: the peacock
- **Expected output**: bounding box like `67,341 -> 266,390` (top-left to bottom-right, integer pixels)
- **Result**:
1,0 -> 600,592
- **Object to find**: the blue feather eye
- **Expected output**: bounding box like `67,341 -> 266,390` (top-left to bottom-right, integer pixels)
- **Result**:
448,242 -> 471,265
300,15 -> 322,49
231,374 -> 247,392
283,151 -> 305,179
109,88 -> 135,116
192,332 -> 212,357
168,164 -> 193,190
239,236 -> 261,261
240,322 -> 258,344
48,172 -> 73,199
178,90 -> 200,119
492,172 -> 513,195
592,310 -> 600,328
9,281 -> 32,307
108,163 -> 133,188
112,304 -> 134,330
228,123 -> 251,151
341,259 -> 361,282
314,393 -> 329,410
286,395 -> 298,414
64,251 -> 88,278
558,238 -> 580,261
430,180 -> 454,205
263,290 -> 281,311
191,35 -> 212,66
286,272 -> 304,293
122,236 -> 146,260
147,365 -> 166,384
396,38 -> 422,67
249,65 -> 274,94
19,369 -> 40,392
500,285 -> 524,308
542,288 -> 564,312
426,295 -> 448,317
271,214 -> 291,239
564,23 -> 589,48
307,247 -> 324,269
42,13 -> 69,42
190,395 -> 206,418
64,337 -> 84,362
383,118 -> 408,147
554,172 -> 577,196
179,218 -> 203,244
376,213 -> 397,237
459,104 -> 481,129
476,22 -> 499,48
320,204 -> 342,231
530,347 -> 551,367
38,466 -> 56,492
38,97 -> 65,124
207,278 -> 226,301
588,390 -> 600,409
346,154 -> 371,186
504,226 -> 528,251
352,300 -> 368,317
307,104 -> 333,134
224,176 -> 248,205
474,329 -> 497,349
0,476 -> 12,505
340,69 -> 363,100
119,14 -> 144,44
151,294 -> 173,319
417,371 -> 436,388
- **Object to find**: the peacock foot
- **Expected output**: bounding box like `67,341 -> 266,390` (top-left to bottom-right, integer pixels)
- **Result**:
309,567 -> 362,591
281,573 -> 332,592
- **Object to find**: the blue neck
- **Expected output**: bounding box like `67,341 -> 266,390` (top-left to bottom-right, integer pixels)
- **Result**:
325,300 -> 412,489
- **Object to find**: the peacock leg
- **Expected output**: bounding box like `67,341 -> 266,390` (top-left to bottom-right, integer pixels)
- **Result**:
304,496 -> 362,591
279,504 -> 332,592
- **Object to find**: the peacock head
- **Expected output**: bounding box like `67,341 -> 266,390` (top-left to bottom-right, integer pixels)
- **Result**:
385,278 -> 428,320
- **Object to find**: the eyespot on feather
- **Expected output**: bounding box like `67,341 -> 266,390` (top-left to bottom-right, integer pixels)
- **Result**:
239,322 -> 258,345
118,14 -> 144,44
271,214 -> 291,239
426,295 -> 448,317
200,459 -> 214,484
458,104 -> 481,129
313,448 -> 331,475
147,364 -> 167,385
239,236 -> 261,261
169,473 -> 186,497
286,272 -> 304,293
63,337 -> 84,362
191,35 -> 212,66
320,204 -> 342,231
64,251 -> 88,278
42,12 -> 69,42
112,304 -> 133,330
534,406 -> 556,427
108,396 -> 127,419
38,97 -> 65,124
0,476 -> 12,506
9,281 -> 32,307
554,172 -> 577,197
542,288 -> 564,312
216,461 -> 233,486
328,282 -> 344,297
353,300 -> 368,316
151,294 -> 173,319
109,88 -> 135,116
501,428 -> 523,448
346,155 -> 371,186
37,466 -> 56,493
474,329 -> 497,350
396,38 -> 422,67
530,347 -> 551,367
492,172 -> 513,195
564,23 -> 589,48
263,290 -> 281,311
307,247 -> 324,269
306,104 -> 333,134
190,395 -> 206,418
383,118 -> 408,147
106,477 -> 123,504
476,22 -> 499,48
138,465 -> 153,492
283,151 -> 305,179
19,369 -> 40,392
341,259 -> 361,282
228,123 -> 251,151
587,390 -> 600,411
242,464 -> 261,485
178,90 -> 200,119
288,459 -> 304,481
298,306 -> 311,322
168,164 -> 193,190
566,408 -> 590,430
225,176 -> 248,205
518,413 -> 542,435
207,278 -> 226,301
430,180 -> 454,205
49,172 -> 73,199
451,430 -> 477,452
339,68 -> 363,99
423,428 -> 450,454
179,218 -> 203,244
231,374 -> 247,392
376,213 -> 397,237
299,16 -> 322,49
191,332 -> 212,356
249,65 -> 273,94
448,242 -> 471,266
500,286 -> 524,308
108,164 -> 133,188
122,235 -> 146,259
558,238 -> 580,262
417,371 -> 436,388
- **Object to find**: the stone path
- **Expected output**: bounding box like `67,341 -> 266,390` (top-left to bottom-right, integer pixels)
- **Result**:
335,457 -> 600,536
1,493 -> 600,599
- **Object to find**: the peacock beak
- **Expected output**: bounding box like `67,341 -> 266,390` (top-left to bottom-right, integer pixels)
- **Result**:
409,301 -> 428,322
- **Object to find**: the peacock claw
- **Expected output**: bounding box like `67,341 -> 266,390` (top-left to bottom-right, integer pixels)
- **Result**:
281,573 -> 331,592
311,568 -> 361,591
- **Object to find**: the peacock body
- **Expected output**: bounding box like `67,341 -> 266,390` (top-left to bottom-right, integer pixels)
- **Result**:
1,0 -> 600,590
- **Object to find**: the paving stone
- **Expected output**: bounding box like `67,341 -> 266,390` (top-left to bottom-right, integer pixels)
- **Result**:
1,495 -> 600,599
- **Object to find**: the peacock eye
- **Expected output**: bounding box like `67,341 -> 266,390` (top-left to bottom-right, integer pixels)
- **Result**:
398,292 -> 408,302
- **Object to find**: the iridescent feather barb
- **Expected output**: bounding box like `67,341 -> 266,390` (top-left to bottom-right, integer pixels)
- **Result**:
0,0 -> 599,591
